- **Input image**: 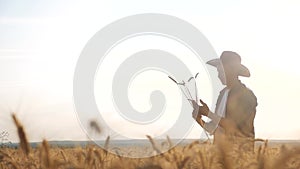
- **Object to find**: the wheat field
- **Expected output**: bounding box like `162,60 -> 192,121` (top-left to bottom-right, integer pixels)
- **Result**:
0,114 -> 299,169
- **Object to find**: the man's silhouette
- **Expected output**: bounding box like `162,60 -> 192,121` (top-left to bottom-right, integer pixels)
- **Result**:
192,51 -> 257,151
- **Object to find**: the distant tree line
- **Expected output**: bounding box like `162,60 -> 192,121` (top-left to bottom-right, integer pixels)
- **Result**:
0,131 -> 12,147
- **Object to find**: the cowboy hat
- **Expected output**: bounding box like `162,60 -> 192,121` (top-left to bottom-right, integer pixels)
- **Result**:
207,51 -> 250,77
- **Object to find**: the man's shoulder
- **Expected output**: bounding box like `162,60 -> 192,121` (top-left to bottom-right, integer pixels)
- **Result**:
230,82 -> 257,101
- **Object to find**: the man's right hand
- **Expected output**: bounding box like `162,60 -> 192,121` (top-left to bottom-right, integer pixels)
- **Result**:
191,99 -> 210,117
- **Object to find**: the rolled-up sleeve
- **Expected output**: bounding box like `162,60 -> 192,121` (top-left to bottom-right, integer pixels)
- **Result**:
203,120 -> 218,135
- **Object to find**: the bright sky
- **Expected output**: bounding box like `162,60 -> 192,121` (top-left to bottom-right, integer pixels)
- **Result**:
0,0 -> 300,142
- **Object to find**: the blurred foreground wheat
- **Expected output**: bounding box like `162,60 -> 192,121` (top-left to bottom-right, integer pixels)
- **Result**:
0,114 -> 299,169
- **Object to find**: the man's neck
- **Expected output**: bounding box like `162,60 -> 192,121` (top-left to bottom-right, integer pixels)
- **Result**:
226,77 -> 239,88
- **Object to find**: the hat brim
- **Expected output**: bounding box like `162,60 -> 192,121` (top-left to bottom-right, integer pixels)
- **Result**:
206,59 -> 250,77
206,58 -> 221,67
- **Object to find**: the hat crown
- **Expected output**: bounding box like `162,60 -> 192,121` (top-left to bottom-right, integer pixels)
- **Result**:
220,51 -> 241,65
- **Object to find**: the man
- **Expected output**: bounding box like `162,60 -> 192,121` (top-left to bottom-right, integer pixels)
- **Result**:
192,51 -> 257,151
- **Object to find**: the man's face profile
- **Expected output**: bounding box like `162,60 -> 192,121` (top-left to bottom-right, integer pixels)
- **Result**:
217,65 -> 226,85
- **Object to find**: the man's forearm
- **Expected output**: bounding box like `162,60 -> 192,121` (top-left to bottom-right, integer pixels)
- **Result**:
196,117 -> 205,128
205,111 -> 232,129
207,111 -> 221,122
